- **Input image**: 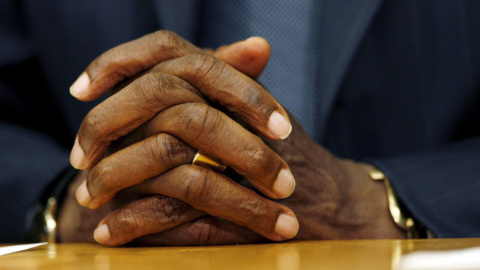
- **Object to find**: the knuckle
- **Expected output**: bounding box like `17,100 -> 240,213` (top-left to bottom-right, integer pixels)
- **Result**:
145,134 -> 193,168
188,54 -> 226,84
195,219 -> 219,245
82,108 -> 108,141
92,47 -> 129,81
133,72 -> 201,114
241,198 -> 268,223
179,104 -> 224,142
81,107 -> 122,149
233,197 -> 272,230
109,195 -> 192,241
181,168 -> 206,205
239,83 -> 266,110
113,207 -> 141,235
88,161 -> 117,196
133,72 -> 168,112
148,195 -> 189,227
185,53 -> 271,121
243,145 -> 274,173
151,30 -> 189,59
178,167 -> 219,207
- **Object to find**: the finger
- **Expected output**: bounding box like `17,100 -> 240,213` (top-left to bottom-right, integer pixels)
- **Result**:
140,103 -> 295,200
153,54 -> 292,140
132,165 -> 299,242
93,195 -> 205,246
69,30 -> 203,101
70,72 -> 205,169
70,30 -> 268,101
72,52 -> 291,170
75,133 -> 195,208
212,36 -> 271,79
133,216 -> 265,246
77,103 -> 294,209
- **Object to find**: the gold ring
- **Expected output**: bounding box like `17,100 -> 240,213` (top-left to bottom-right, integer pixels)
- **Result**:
191,152 -> 227,172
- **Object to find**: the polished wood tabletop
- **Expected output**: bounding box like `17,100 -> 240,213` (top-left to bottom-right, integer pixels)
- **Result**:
1,238 -> 479,270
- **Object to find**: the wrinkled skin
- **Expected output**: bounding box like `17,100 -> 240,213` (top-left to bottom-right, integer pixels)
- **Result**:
58,31 -> 406,246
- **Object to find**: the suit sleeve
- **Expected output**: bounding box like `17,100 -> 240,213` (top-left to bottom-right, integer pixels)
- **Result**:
369,137 -> 480,238
0,123 -> 69,242
0,1 -> 70,242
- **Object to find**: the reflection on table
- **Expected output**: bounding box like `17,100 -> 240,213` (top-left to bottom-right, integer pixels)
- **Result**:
1,238 -> 479,270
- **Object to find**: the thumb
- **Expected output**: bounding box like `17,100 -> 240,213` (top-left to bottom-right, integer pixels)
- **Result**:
212,36 -> 271,79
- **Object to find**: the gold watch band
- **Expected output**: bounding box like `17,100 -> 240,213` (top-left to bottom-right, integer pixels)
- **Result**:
369,168 -> 426,239
26,167 -> 79,243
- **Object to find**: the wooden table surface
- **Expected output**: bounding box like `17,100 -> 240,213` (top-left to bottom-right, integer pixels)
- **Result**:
1,238 -> 479,270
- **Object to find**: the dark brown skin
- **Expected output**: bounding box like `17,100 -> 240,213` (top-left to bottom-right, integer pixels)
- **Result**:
58,31 -> 406,246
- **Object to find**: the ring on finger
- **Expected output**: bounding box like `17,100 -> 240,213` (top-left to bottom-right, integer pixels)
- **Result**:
191,152 -> 227,172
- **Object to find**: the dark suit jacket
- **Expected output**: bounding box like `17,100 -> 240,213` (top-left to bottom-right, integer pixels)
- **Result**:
1,0 -> 479,242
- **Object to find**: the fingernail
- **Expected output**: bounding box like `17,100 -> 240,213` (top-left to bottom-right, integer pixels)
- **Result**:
76,180 -> 92,207
268,111 -> 292,140
70,137 -> 86,169
244,36 -> 266,44
70,72 -> 90,98
94,224 -> 110,244
275,213 -> 299,240
273,169 -> 296,198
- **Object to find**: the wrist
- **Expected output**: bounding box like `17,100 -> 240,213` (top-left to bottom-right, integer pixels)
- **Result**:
339,160 -> 408,239
366,165 -> 428,238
